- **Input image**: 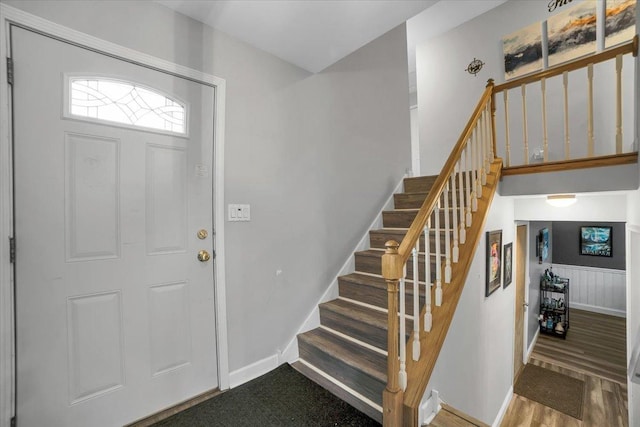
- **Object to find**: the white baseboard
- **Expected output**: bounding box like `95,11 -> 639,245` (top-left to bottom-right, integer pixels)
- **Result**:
492,385 -> 513,427
526,328 -> 540,362
571,302 -> 626,318
229,354 -> 279,388
279,177 -> 405,364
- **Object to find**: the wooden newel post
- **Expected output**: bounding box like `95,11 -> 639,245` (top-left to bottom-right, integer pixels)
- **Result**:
382,240 -> 404,427
486,78 -> 497,161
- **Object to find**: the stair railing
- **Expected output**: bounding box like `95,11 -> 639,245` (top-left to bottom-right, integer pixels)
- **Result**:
495,35 -> 638,170
381,37 -> 637,426
381,79 -> 497,426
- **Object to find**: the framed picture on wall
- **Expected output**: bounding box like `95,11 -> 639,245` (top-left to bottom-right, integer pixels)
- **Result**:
580,226 -> 612,257
486,230 -> 502,297
540,228 -> 549,262
503,242 -> 513,288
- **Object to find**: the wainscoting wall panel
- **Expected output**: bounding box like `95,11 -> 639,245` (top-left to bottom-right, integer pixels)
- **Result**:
552,264 -> 626,317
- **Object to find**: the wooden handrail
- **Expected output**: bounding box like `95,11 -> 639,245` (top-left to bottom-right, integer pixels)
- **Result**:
494,35 -> 638,93
395,80 -> 494,265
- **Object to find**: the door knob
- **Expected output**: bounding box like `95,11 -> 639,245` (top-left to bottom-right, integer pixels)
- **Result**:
197,250 -> 211,262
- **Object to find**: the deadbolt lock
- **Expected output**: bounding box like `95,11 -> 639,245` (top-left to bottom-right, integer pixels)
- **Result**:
197,229 -> 208,240
197,250 -> 211,262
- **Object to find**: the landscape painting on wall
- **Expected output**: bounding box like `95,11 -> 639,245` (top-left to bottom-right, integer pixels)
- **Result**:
605,0 -> 637,48
503,22 -> 543,80
548,0 -> 597,67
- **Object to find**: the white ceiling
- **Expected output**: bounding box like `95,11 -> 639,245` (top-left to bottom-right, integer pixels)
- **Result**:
157,0 -> 508,74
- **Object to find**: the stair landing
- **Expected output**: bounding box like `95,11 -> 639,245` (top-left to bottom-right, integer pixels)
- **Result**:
428,404 -> 489,427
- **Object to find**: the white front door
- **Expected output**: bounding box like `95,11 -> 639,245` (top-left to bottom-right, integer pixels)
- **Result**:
13,27 -> 218,426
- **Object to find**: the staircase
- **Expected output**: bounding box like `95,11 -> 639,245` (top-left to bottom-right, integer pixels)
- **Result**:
293,37 -> 637,425
291,167 -> 499,423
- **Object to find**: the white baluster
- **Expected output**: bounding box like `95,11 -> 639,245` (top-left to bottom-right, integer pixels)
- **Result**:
484,105 -> 491,171
423,224 -> 432,332
457,157 -> 466,244
488,103 -> 495,162
412,245 -> 420,361
522,84 -> 529,164
587,63 -> 594,157
563,71 -> 570,160
465,142 -> 475,220
541,78 -> 548,162
503,90 -> 511,167
615,54 -> 623,154
451,168 -> 459,263
399,274 -> 407,390
475,122 -> 483,198
443,186 -> 452,284
434,201 -> 442,307
481,110 -> 487,185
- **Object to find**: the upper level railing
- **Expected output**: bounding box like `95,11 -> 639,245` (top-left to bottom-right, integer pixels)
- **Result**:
381,35 -> 638,427
495,35 -> 638,173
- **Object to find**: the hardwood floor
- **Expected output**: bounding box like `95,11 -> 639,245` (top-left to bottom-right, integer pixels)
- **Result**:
501,309 -> 628,427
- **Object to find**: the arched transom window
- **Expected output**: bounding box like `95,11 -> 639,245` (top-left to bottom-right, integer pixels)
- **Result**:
67,77 -> 187,135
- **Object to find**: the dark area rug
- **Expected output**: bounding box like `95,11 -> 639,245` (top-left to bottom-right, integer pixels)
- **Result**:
514,364 -> 585,420
153,364 -> 381,426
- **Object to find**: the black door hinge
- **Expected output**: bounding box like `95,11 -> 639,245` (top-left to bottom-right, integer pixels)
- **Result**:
6,57 -> 13,86
9,237 -> 15,263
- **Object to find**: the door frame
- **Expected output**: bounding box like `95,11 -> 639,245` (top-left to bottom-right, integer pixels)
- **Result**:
0,4 -> 230,424
626,224 -> 640,427
514,221 -> 529,376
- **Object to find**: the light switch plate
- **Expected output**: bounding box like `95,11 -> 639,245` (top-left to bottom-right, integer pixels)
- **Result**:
228,204 -> 250,221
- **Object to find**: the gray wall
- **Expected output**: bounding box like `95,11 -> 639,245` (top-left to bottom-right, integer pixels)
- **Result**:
3,0 -> 412,372
528,221 -> 552,349
552,221 -> 626,270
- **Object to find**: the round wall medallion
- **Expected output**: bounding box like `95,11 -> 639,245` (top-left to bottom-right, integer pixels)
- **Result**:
466,58 -> 485,76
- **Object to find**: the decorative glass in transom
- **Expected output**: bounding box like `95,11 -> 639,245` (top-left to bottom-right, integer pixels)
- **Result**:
69,78 -> 186,134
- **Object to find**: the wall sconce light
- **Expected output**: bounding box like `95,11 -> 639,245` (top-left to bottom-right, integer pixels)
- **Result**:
546,194 -> 577,207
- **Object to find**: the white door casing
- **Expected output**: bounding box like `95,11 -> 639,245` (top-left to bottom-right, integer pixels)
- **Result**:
0,5 -> 229,426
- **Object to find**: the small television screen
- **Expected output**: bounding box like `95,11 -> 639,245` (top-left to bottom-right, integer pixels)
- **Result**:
580,226 -> 612,257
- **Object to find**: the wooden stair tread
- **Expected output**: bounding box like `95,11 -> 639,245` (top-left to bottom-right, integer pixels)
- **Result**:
290,361 -> 382,423
340,271 -> 427,290
320,298 -> 412,350
429,404 -> 489,427
370,228 -> 448,235
403,175 -> 438,193
297,328 -> 386,383
355,249 -> 436,260
338,272 -> 425,315
321,299 -> 388,329
339,272 -> 387,288
355,249 -> 386,258
383,208 -> 456,213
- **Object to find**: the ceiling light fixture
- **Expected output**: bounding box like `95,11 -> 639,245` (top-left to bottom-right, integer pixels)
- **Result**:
546,194 -> 577,207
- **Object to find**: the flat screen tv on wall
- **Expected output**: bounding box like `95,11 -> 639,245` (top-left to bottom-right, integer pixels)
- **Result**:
580,226 -> 612,257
